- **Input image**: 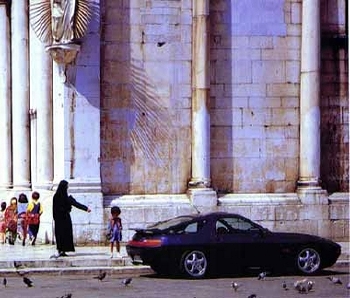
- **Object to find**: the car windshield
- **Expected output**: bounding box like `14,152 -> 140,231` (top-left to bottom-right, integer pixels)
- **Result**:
148,216 -> 195,230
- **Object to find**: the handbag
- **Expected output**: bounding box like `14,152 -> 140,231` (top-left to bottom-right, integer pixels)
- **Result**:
27,213 -> 40,225
27,202 -> 40,225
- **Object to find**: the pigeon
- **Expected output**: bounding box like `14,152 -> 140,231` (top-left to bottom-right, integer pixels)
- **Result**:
282,281 -> 289,290
294,278 -> 308,288
122,277 -> 132,286
23,276 -> 33,287
231,281 -> 241,291
257,271 -> 267,280
294,278 -> 309,293
307,280 -> 314,292
93,271 -> 106,281
247,294 -> 257,298
56,294 -> 72,298
297,284 -> 308,294
327,276 -> 342,285
3,277 -> 7,287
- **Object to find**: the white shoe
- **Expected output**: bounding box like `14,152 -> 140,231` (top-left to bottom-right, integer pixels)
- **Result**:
110,253 -> 113,258
116,252 -> 122,258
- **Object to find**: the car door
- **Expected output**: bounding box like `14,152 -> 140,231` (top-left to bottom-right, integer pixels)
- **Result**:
214,215 -> 275,269
211,216 -> 246,272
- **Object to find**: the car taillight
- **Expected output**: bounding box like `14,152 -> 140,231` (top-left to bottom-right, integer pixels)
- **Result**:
128,239 -> 162,247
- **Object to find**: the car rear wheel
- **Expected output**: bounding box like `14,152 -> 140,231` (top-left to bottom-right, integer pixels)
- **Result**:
296,247 -> 321,274
181,250 -> 208,278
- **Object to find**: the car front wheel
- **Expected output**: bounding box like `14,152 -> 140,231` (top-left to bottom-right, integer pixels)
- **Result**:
181,250 -> 208,278
296,247 -> 321,274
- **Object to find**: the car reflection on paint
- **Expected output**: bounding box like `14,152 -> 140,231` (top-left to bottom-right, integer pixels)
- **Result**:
126,212 -> 341,278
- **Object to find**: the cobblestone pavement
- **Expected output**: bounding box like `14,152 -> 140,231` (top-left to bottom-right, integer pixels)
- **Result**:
0,268 -> 349,298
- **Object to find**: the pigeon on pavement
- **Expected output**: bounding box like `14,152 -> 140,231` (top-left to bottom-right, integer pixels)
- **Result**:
282,281 -> 289,290
3,277 -> 7,287
307,280 -> 314,292
23,276 -> 33,287
93,271 -> 106,281
122,277 -> 132,286
231,281 -> 241,291
247,294 -> 257,298
327,276 -> 342,284
294,278 -> 310,293
257,271 -> 267,280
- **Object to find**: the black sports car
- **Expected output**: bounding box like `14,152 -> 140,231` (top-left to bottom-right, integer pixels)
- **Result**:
126,212 -> 341,278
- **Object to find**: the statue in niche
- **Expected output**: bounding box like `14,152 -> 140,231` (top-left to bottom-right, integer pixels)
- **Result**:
29,0 -> 99,80
30,0 -> 99,44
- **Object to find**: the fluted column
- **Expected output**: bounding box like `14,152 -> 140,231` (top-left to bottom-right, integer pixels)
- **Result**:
298,0 -> 321,188
189,0 -> 211,188
0,1 -> 12,189
29,23 -> 53,189
11,0 -> 31,189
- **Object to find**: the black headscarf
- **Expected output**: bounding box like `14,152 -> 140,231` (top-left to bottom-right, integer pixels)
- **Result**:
53,180 -> 71,220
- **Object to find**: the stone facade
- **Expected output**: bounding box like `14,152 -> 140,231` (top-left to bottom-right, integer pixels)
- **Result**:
0,0 -> 348,245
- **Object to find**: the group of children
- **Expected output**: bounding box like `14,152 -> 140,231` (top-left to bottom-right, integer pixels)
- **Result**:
0,191 -> 122,256
0,192 -> 43,246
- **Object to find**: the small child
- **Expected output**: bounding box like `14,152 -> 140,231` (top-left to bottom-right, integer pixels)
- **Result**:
108,206 -> 122,258
17,193 -> 29,246
26,191 -> 43,246
0,202 -> 7,244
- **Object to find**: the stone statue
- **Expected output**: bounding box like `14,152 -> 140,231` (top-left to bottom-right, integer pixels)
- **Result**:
30,0 -> 99,44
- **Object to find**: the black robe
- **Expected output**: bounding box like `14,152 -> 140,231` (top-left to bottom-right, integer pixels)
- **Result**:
53,193 -> 88,252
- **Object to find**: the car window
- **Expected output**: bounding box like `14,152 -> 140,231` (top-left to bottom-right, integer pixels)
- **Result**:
184,222 -> 198,233
171,219 -> 206,234
148,216 -> 195,230
216,217 -> 256,233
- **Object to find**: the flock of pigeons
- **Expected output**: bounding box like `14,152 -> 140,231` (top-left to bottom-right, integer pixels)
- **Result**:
2,262 -> 349,297
1,261 -> 133,298
230,271 -> 350,297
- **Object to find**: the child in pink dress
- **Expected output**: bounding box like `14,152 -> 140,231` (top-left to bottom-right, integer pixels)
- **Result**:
0,202 -> 7,244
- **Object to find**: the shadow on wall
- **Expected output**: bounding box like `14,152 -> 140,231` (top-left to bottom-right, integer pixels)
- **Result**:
129,59 -> 174,167
320,0 -> 349,193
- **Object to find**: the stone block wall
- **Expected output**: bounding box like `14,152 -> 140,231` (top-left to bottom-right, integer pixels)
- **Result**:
100,0 -> 192,195
210,0 -> 300,194
101,0 -> 348,196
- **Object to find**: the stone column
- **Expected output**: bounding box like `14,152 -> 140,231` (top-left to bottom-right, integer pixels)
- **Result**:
298,0 -> 321,188
0,1 -> 12,189
190,0 -> 211,188
297,0 -> 328,207
11,0 -> 31,189
188,0 -> 216,209
29,24 -> 53,189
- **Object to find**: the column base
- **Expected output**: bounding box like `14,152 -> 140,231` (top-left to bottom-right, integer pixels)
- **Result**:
187,188 -> 217,212
12,182 -> 32,190
297,186 -> 328,205
188,178 -> 211,188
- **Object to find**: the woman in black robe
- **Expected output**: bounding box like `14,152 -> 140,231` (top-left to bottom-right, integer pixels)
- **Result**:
53,180 -> 91,256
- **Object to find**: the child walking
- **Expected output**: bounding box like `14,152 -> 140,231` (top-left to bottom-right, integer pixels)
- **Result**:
0,202 -> 7,244
26,191 -> 43,246
17,193 -> 29,246
5,197 -> 18,245
108,206 -> 122,258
